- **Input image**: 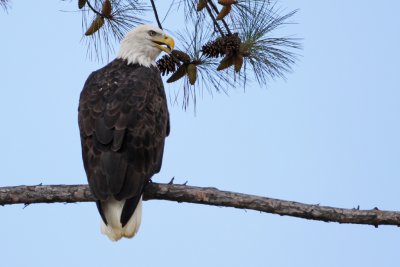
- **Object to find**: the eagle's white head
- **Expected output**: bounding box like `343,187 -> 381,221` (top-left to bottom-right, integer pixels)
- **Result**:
117,25 -> 175,67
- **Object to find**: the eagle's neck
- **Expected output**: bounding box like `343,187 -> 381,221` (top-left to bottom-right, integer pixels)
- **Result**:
117,41 -> 160,67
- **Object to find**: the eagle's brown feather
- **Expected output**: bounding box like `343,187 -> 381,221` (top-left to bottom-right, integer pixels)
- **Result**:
78,59 -> 169,226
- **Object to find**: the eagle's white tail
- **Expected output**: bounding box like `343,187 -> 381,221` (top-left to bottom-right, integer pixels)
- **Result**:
100,196 -> 142,241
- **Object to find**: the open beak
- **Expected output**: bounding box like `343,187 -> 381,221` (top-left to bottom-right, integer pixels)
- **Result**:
152,34 -> 175,54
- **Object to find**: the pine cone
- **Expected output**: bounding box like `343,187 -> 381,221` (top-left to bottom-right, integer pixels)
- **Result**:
85,15 -> 105,36
224,33 -> 241,56
171,50 -> 191,64
202,33 -> 241,58
201,37 -> 225,58
216,5 -> 231,20
101,0 -> 113,19
187,64 -> 197,85
78,0 -> 87,9
197,0 -> 208,11
218,0 -> 237,6
157,55 -> 181,76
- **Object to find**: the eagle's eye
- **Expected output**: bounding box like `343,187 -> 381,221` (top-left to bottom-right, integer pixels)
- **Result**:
148,30 -> 157,37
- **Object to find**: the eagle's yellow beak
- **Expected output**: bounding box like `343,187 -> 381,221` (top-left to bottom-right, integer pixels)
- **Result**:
152,34 -> 175,54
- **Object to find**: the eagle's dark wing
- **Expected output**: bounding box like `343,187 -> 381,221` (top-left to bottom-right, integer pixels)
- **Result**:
78,59 -> 169,226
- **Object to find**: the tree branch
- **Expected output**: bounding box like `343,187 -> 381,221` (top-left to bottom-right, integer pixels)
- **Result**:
208,0 -> 232,35
205,4 -> 225,36
150,0 -> 163,30
1,183 -> 399,227
85,0 -> 103,17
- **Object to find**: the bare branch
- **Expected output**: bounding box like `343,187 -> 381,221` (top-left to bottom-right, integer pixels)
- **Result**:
149,0 -> 163,29
205,4 -> 225,36
86,0 -> 103,17
208,0 -> 232,35
1,183 -> 399,227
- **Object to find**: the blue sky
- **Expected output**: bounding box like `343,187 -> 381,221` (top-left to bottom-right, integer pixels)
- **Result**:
1,1 -> 399,266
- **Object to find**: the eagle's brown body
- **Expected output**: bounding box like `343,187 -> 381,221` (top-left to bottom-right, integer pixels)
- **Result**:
78,59 -> 169,228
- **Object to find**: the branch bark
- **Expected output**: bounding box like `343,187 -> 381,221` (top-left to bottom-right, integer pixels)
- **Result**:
1,183 -> 399,227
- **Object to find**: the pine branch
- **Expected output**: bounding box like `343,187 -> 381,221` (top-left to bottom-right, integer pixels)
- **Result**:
205,4 -> 225,36
85,0 -> 103,17
208,0 -> 232,35
149,0 -> 163,29
1,183 -> 399,227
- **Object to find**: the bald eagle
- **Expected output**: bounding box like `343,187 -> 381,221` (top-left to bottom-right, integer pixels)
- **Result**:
78,25 -> 174,241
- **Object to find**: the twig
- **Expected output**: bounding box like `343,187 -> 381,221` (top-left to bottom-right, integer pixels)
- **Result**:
205,4 -> 225,36
1,183 -> 400,227
150,0 -> 163,29
208,0 -> 232,35
86,0 -> 103,17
